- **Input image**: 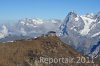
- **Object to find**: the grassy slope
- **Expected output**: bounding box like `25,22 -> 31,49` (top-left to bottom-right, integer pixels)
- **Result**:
0,36 -> 98,66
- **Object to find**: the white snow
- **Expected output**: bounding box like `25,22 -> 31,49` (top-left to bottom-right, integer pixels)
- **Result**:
20,21 -> 25,25
32,18 -> 43,25
91,32 -> 100,37
70,26 -> 77,31
85,13 -> 94,18
70,26 -> 75,30
75,16 -> 79,21
98,21 -> 100,23
79,16 -> 96,36
60,12 -> 100,56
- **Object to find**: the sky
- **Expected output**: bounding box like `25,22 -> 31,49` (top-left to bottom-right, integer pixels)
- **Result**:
0,0 -> 100,21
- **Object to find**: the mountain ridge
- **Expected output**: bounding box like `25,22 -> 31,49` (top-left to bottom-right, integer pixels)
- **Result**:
0,34 -> 91,66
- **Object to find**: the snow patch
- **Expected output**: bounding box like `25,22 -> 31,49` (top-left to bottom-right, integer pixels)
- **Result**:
79,16 -> 96,36
91,32 -> 100,38
75,16 -> 79,21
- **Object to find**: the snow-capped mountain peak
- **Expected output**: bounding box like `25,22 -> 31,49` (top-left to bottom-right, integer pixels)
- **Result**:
60,11 -> 100,56
85,13 -> 95,18
64,11 -> 78,22
0,18 -> 62,42
68,11 -> 77,17
32,18 -> 43,25
19,18 -> 44,27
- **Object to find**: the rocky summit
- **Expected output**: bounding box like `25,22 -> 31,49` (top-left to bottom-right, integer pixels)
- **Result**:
0,34 -> 99,66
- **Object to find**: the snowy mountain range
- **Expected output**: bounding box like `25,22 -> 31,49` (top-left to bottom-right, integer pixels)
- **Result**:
60,11 -> 100,56
0,18 -> 62,41
0,11 -> 100,57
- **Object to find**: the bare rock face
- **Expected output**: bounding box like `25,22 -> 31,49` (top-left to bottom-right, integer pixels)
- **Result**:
0,35 -> 99,66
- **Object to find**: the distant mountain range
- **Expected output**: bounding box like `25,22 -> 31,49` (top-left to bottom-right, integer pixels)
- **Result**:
0,11 -> 100,57
0,18 -> 62,41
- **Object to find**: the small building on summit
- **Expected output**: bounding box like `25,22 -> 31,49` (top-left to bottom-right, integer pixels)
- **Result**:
47,31 -> 56,36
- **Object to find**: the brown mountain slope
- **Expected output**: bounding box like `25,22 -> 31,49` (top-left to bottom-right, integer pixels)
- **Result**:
0,36 -> 98,66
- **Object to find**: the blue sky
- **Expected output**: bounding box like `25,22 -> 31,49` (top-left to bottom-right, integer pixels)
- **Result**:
0,0 -> 100,21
